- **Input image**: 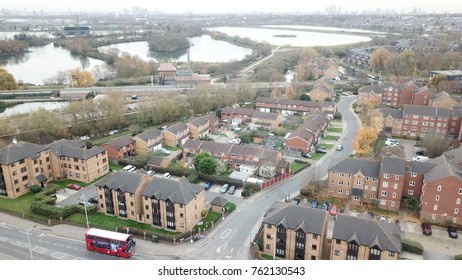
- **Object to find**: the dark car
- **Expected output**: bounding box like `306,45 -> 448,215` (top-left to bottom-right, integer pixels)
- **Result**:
448,226 -> 458,239
415,150 -> 426,156
421,223 -> 432,236
301,152 -> 311,158
88,197 -> 98,204
227,185 -> 236,195
204,181 -> 213,190
321,202 -> 330,211
67,184 -> 82,191
315,148 -> 327,154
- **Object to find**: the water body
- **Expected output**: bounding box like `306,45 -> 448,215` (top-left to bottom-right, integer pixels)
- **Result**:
0,43 -> 105,85
0,101 -> 69,118
262,25 -> 388,35
207,26 -> 371,47
98,35 -> 253,63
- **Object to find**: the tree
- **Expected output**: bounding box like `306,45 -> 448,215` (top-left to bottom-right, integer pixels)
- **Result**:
271,83 -> 281,98
405,197 -> 420,213
194,152 -> 218,175
0,68 -> 18,90
69,68 -> 96,87
15,107 -> 68,144
422,132 -> 451,158
427,74 -> 448,92
352,126 -> 378,157
370,48 -> 390,73
299,93 -> 311,101
44,70 -> 68,85
285,84 -> 297,100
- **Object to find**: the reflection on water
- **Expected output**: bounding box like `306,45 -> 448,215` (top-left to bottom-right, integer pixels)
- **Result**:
0,52 -> 29,67
0,101 -> 69,118
148,48 -> 188,61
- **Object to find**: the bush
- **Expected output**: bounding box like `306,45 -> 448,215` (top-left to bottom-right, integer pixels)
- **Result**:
30,185 -> 43,193
223,202 -> 236,213
402,238 -> 424,255
455,254 -> 462,260
187,171 -> 200,183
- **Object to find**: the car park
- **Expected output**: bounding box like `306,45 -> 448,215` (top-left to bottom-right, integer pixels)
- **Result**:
336,145 -> 343,151
311,200 -> 318,208
421,223 -> 432,236
329,204 -> 338,216
227,185 -> 236,195
204,181 -> 213,190
163,173 -> 171,179
67,184 -> 82,191
448,225 -> 458,239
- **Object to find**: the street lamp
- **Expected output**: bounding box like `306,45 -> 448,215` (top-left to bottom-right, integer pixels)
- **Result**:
80,193 -> 89,229
26,225 -> 37,260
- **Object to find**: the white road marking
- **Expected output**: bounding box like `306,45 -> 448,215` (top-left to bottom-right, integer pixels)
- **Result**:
33,247 -> 48,254
51,252 -> 68,259
220,229 -> 232,239
225,248 -> 233,259
0,224 -> 12,230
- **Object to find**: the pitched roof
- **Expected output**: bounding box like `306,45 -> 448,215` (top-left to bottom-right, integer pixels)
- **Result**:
424,154 -> 462,182
157,63 -> 176,72
142,177 -> 202,204
263,201 -> 328,235
381,156 -> 406,176
358,85 -> 383,94
48,139 -> 105,160
328,157 -> 380,178
165,122 -> 189,134
95,171 -> 144,194
135,127 -> 162,141
102,135 -> 134,149
403,105 -> 450,118
252,111 -> 279,121
221,107 -> 255,116
379,107 -> 403,119
0,141 -> 48,165
407,161 -> 435,174
332,214 -> 401,253
210,196 -> 228,207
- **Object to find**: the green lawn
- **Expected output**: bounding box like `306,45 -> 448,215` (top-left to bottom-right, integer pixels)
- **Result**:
48,178 -> 92,188
310,153 -> 326,160
196,211 -> 222,231
165,146 -> 181,151
317,143 -> 334,150
90,130 -> 132,146
211,132 -> 228,137
323,135 -> 339,141
290,161 -> 308,173
375,138 -> 386,151
328,127 -> 343,133
0,192 -> 35,214
109,163 -> 123,171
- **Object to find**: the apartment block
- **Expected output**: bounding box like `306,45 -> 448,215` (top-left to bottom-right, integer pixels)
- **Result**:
377,157 -> 406,211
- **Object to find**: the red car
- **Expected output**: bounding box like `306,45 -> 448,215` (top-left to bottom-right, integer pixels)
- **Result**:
67,184 -> 82,191
329,204 -> 338,216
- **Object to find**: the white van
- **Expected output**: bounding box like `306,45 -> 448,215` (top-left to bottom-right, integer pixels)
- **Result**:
122,165 -> 134,171
412,156 -> 429,162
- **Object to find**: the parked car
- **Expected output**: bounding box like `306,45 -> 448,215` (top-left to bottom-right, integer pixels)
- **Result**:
159,148 -> 171,155
301,152 -> 311,158
315,148 -> 327,154
163,173 -> 171,179
291,198 -> 301,205
448,225 -> 458,239
415,150 -> 426,156
88,197 -> 99,204
227,185 -> 236,195
67,184 -> 82,191
421,223 -> 432,236
127,166 -> 136,172
146,170 -> 155,176
122,165 -> 134,171
311,200 -> 318,208
336,145 -> 343,151
204,181 -> 213,190
228,138 -> 242,145
79,201 -> 93,207
321,202 -> 330,211
413,156 -> 430,162
48,194 -> 57,199
329,204 -> 338,216
220,184 -> 230,194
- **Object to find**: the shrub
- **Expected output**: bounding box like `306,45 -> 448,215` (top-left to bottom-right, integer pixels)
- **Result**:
223,202 -> 236,213
402,238 -> 424,255
30,185 -> 43,193
455,254 -> 462,260
187,171 -> 200,183
201,209 -> 207,217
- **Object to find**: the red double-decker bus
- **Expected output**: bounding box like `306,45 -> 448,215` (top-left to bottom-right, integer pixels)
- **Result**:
85,228 -> 136,258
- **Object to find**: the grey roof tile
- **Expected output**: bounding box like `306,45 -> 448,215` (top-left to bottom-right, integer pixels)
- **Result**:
328,157 -> 380,178
381,156 -> 406,176
142,177 -> 202,204
96,171 -> 144,194
0,141 -> 48,165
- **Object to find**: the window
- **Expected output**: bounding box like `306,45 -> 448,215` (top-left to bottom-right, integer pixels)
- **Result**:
393,183 -> 398,189
22,175 -> 28,181
408,190 -> 414,195
339,173 -> 344,177
384,173 -> 389,178
371,186 -> 377,191
433,204 -> 438,211
356,181 -> 361,185
364,185 -> 368,190
392,192 -> 396,198
409,181 -> 415,186
457,198 -> 461,205
337,189 -> 343,194
312,234 -> 319,239
458,189 -> 462,195
455,208 -> 459,214
334,250 -> 340,256
311,244 -> 317,250
335,239 -> 341,245
382,182 -> 388,188
381,191 -> 387,197
437,185 -> 442,192
395,175 -> 399,180
20,167 -> 27,173
373,178 -> 378,182
265,244 -> 271,250
388,251 -> 395,257
435,195 -> 440,201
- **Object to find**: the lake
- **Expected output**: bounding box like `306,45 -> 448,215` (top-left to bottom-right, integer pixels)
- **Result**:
207,26 -> 371,47
0,101 -> 69,118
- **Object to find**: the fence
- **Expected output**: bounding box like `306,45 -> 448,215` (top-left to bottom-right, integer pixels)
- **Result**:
260,170 -> 293,190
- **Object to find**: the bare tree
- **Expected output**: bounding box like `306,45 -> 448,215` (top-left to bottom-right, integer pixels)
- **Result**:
422,132 -> 451,158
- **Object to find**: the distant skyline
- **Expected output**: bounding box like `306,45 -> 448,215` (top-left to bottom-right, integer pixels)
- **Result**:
2,0 -> 462,14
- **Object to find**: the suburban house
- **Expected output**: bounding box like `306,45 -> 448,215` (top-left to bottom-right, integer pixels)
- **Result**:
255,97 -> 336,117
133,127 -> 163,155
380,107 -> 403,137
401,105 -> 450,139
157,63 -> 177,85
262,201 -> 328,260
221,107 -> 255,123
285,113 -> 329,153
95,171 -> 151,221
251,111 -> 281,130
163,122 -> 190,147
331,213 -> 401,260
100,135 -> 136,162
140,177 -> 205,233
402,161 -> 435,201
188,114 -> 220,140
0,140 -> 53,198
311,59 -> 340,79
47,139 -> 109,184
308,78 -> 334,102
327,158 -> 381,207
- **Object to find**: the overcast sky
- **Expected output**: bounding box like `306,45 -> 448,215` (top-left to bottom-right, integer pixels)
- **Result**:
2,0 -> 461,14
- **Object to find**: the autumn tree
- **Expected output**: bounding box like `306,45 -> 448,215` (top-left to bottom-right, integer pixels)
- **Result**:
234,79 -> 256,106
96,91 -> 128,135
285,84 -> 297,100
15,108 -> 68,144
271,83 -> 281,98
427,74 -> 448,92
422,132 -> 451,158
69,68 -> 96,87
370,48 -> 390,73
352,126 -> 379,157
113,53 -> 151,78
0,68 -> 18,90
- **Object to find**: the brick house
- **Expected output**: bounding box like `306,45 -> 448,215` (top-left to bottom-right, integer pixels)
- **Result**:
429,91 -> 460,109
100,135 -> 136,161
381,81 -> 420,108
308,78 -> 334,102
95,171 -> 151,221
327,158 -> 380,206
284,113 -> 329,153
411,86 -> 434,107
188,114 -> 220,140
133,127 -> 163,155
251,111 -> 281,130
0,140 -> 52,198
47,139 -> 109,184
255,97 -> 336,117
402,161 -> 435,200
163,122 -> 190,147
401,105 -> 449,139
448,109 -> 462,138
357,85 -> 383,106
141,177 -> 205,233
331,213 -> 401,260
377,157 -> 406,211
157,63 -> 177,85
380,107 -> 403,137
262,201 -> 328,260
220,107 -> 254,122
